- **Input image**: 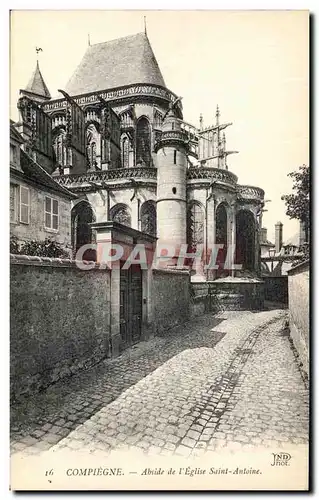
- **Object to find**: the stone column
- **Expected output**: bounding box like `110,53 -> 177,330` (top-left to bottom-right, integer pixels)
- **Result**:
131,197 -> 139,231
229,204 -> 237,277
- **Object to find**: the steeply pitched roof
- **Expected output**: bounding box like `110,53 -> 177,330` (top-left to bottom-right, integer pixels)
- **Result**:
19,150 -> 76,199
24,61 -> 51,99
65,32 -> 166,96
10,122 -> 25,144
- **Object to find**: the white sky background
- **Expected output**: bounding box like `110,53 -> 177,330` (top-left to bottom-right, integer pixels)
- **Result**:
9,10 -> 309,243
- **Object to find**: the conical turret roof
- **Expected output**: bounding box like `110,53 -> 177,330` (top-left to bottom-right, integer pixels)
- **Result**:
24,61 -> 51,99
65,32 -> 166,96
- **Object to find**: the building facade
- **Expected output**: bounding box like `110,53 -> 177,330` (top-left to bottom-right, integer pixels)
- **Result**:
10,122 -> 76,249
13,31 -> 265,279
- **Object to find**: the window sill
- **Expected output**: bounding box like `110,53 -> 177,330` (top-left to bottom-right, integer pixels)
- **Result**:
44,227 -> 59,234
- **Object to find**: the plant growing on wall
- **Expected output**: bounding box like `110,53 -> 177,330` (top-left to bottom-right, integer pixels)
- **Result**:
10,235 -> 20,254
10,236 -> 70,258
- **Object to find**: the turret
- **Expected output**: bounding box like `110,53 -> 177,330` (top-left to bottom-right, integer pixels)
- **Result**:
20,60 -> 51,104
155,105 -> 189,257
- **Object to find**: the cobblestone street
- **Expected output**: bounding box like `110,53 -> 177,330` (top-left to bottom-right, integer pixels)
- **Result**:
11,309 -> 309,458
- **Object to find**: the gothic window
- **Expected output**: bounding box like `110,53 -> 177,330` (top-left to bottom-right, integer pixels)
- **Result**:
215,203 -> 228,245
89,141 -> 97,168
109,204 -> 131,227
86,123 -> 100,170
71,201 -> 96,261
122,136 -> 129,168
187,202 -> 204,251
53,130 -> 67,166
140,201 -> 157,237
136,117 -> 151,166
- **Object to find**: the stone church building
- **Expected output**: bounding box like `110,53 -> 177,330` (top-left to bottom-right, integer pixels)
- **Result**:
13,30 -> 265,280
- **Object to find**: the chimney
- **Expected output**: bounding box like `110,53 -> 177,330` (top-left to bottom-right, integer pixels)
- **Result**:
260,228 -> 267,244
275,221 -> 283,253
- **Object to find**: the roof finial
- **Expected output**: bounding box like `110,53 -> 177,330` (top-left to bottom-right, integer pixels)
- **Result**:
215,104 -> 220,126
144,16 -> 147,36
199,113 -> 203,130
88,33 -> 91,46
35,47 -> 43,61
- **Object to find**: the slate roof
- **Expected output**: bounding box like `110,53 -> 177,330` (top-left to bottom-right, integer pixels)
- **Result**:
10,123 -> 25,144
19,150 -> 76,199
24,61 -> 51,99
65,32 -> 166,96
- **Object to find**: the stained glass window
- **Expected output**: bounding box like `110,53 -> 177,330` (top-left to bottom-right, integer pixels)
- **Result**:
136,117 -> 151,166
141,201 -> 157,236
110,204 -> 131,227
187,202 -> 204,251
122,136 -> 129,168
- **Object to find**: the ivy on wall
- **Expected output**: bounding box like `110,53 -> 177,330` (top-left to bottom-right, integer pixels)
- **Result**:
10,235 -> 70,258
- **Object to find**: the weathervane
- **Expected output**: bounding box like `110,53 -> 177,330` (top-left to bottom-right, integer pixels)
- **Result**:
35,47 -> 43,60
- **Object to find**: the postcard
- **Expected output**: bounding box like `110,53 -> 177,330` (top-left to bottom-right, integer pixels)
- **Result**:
9,9 -> 309,491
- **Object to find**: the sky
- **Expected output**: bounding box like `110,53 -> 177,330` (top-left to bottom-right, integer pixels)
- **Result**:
9,10 -> 309,243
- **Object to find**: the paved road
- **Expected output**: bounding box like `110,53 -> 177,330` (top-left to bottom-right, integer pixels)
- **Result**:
11,309 -> 308,458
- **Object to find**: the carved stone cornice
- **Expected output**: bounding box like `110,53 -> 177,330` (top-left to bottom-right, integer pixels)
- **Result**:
154,130 -> 190,152
236,185 -> 265,203
55,166 -> 158,191
43,84 -> 180,114
187,167 -> 238,186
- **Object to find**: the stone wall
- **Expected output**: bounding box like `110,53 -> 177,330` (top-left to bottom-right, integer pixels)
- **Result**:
191,279 -> 265,315
264,276 -> 288,304
10,255 -> 111,400
152,268 -> 190,334
288,260 -> 309,377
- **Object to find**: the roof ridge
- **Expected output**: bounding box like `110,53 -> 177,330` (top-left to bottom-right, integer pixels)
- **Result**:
89,31 -> 146,47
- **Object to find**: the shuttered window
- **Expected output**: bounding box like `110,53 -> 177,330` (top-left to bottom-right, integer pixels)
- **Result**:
45,196 -> 59,230
19,186 -> 30,224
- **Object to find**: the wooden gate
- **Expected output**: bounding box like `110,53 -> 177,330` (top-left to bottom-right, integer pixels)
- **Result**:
120,264 -> 142,349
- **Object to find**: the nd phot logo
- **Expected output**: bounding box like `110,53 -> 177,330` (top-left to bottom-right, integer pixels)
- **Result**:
271,452 -> 292,467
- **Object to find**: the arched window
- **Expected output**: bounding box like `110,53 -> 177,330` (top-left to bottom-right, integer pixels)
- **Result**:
215,203 -> 228,276
71,201 -> 96,261
122,136 -> 129,168
187,202 -> 204,252
109,204 -> 131,227
86,123 -> 100,170
136,117 -> 151,166
140,201 -> 157,237
53,130 -> 67,166
235,210 -> 256,271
